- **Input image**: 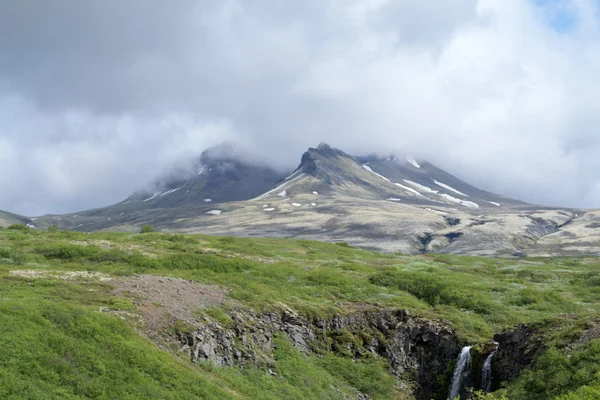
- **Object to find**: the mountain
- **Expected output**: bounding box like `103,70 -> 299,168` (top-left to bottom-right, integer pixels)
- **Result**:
276,142 -> 523,208
0,210 -> 32,227
33,143 -> 597,257
125,143 -> 288,207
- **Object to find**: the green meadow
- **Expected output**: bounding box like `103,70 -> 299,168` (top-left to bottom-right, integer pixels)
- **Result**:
1,225 -> 599,399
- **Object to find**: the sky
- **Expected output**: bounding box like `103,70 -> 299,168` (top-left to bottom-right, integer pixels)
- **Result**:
1,0 -> 600,215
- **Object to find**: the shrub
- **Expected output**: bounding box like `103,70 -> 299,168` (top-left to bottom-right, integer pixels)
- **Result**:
369,269 -> 495,313
370,270 -> 447,306
219,236 -> 235,244
167,234 -> 196,244
162,253 -> 256,273
48,224 -> 59,233
108,298 -> 136,311
7,224 -> 29,232
34,243 -> 129,264
139,225 -> 156,234
202,306 -> 233,328
316,354 -> 395,398
0,247 -> 28,265
35,243 -> 92,260
507,341 -> 600,399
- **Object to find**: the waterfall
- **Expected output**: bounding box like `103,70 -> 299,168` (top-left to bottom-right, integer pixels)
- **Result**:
449,346 -> 472,400
481,343 -> 499,393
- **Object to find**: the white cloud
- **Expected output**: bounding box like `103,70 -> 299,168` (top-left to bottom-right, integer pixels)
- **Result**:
0,0 -> 599,214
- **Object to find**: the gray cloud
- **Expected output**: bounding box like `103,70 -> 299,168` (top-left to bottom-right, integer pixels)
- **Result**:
0,0 -> 599,215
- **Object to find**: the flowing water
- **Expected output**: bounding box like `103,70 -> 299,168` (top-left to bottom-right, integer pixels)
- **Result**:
481,343 -> 499,393
449,346 -> 472,400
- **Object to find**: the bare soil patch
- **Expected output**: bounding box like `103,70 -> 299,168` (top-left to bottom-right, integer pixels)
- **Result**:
111,275 -> 227,345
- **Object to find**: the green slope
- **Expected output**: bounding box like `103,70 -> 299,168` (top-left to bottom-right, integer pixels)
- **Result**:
0,226 -> 599,399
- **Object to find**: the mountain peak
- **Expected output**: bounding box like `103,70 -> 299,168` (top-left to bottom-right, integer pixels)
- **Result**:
125,143 -> 288,206
294,143 -> 360,185
199,142 -> 240,164
317,142 -> 332,151
313,142 -> 346,157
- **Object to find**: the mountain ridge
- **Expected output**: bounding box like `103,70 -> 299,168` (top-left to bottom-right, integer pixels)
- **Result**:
15,142 -> 600,257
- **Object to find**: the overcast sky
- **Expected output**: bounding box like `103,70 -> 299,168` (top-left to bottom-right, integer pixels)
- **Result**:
1,0 -> 599,215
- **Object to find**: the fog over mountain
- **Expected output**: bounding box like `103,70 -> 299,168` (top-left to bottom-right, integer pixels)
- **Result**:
1,0 -> 600,215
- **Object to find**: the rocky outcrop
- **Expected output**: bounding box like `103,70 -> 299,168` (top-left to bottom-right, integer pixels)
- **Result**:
491,324 -> 545,391
176,307 -> 461,400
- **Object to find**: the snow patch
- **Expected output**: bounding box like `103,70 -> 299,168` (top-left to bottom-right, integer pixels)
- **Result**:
197,165 -> 206,175
407,157 -> 420,168
277,190 -> 287,197
263,205 -> 268,208
284,168 -> 304,181
425,208 -> 449,215
253,173 -> 306,200
160,187 -> 181,197
292,203 -> 302,207
488,201 -> 501,207
143,192 -> 160,202
387,198 -> 401,202
312,191 -> 319,195
433,180 -> 468,196
362,164 -> 390,181
31,217 -> 38,221
461,201 -> 480,208
263,208 -> 275,212
403,180 -> 438,194
206,210 -> 222,215
311,203 -> 317,206
440,193 -> 479,208
394,182 -> 426,197
26,224 -> 35,229
204,199 -> 212,202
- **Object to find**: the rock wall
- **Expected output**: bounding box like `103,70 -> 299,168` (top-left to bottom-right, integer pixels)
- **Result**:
176,307 -> 461,400
491,324 -> 545,391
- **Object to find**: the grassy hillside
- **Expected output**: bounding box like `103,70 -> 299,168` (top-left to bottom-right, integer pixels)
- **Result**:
0,225 -> 599,399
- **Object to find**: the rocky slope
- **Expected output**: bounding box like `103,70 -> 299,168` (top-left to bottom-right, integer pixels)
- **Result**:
177,307 -> 460,400
31,143 -> 598,257
107,272 -> 463,399
0,210 -> 32,227
125,143 -> 288,208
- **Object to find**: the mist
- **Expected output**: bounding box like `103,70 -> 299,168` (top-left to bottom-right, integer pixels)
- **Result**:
1,0 -> 600,215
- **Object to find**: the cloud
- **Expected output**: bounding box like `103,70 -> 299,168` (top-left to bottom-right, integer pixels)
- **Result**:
0,0 -> 599,214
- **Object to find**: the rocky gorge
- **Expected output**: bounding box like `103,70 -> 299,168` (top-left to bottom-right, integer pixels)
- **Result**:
175,307 -> 461,399
171,305 -> 552,400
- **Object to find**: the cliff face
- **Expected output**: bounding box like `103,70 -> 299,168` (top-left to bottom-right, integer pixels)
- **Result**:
491,324 -> 545,391
176,307 -> 461,400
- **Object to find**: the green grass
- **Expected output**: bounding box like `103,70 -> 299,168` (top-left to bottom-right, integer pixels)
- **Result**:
1,228 -> 600,399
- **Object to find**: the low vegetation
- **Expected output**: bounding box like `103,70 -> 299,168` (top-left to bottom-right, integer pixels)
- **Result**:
0,228 -> 599,399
